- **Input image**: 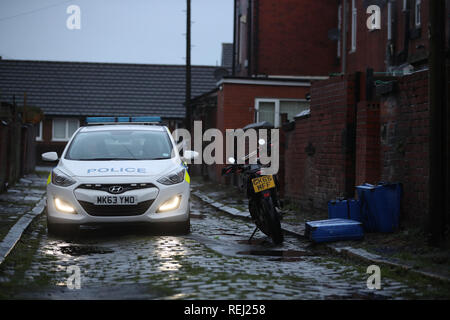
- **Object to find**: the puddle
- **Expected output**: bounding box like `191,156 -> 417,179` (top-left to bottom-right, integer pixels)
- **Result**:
60,245 -> 114,256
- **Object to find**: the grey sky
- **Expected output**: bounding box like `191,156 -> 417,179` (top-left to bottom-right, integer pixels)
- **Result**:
0,0 -> 233,66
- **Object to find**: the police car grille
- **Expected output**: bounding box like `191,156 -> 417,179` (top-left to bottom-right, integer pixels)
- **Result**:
77,183 -> 157,194
78,200 -> 154,216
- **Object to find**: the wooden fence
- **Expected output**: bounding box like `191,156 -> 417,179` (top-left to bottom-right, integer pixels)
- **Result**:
0,101 -> 38,192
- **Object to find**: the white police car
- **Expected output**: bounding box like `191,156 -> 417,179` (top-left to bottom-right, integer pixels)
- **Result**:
41,117 -> 197,236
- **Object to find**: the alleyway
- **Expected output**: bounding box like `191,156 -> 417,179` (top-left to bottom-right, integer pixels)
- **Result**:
0,189 -> 441,300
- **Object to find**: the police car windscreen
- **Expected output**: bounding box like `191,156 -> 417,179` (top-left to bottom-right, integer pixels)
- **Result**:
65,130 -> 174,160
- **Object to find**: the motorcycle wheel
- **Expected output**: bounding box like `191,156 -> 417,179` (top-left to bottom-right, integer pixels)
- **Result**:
258,197 -> 284,245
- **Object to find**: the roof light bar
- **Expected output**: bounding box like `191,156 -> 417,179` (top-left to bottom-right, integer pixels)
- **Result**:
85,116 -> 162,125
131,116 -> 162,123
86,117 -> 115,123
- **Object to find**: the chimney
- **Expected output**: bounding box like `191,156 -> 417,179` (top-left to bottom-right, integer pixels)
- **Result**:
221,43 -> 233,68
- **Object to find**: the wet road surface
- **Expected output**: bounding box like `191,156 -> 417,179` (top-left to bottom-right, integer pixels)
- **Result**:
0,196 -> 430,300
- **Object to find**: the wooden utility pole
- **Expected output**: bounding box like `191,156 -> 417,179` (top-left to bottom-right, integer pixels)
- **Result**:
428,0 -> 448,246
185,0 -> 192,131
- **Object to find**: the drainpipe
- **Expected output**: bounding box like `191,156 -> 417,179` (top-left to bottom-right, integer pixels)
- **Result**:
232,0 -> 237,76
253,0 -> 259,76
342,0 -> 348,75
247,0 -> 252,77
185,0 -> 192,131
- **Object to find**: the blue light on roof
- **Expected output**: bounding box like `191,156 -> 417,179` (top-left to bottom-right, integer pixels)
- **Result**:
85,116 -> 162,124
86,117 -> 115,123
131,116 -> 162,123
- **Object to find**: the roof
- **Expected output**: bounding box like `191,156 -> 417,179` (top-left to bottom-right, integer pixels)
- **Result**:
0,59 -> 219,119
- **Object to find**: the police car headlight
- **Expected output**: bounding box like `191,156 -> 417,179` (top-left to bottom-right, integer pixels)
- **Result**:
158,195 -> 181,213
52,169 -> 76,187
157,168 -> 185,185
54,197 -> 76,214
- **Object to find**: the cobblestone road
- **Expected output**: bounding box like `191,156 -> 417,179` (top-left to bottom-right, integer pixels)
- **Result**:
0,194 -> 441,300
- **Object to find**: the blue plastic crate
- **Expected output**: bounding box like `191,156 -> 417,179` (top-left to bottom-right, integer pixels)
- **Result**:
356,183 -> 402,233
305,218 -> 364,243
328,199 -> 362,222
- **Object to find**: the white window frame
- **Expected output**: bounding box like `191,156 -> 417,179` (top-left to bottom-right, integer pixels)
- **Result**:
35,121 -> 43,141
415,0 -> 421,28
255,98 -> 309,128
52,118 -> 79,142
350,0 -> 357,52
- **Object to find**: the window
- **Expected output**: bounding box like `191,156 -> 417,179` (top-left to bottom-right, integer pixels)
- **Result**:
415,0 -> 421,28
402,0 -> 408,12
255,99 -> 310,128
35,121 -> 43,141
52,118 -> 79,141
351,0 -> 357,52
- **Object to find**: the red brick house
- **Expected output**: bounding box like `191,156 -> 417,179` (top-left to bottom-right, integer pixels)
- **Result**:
193,0 -> 450,229
192,0 -> 340,180
283,0 -> 450,227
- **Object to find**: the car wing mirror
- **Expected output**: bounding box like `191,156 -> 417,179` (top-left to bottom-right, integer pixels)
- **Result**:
181,150 -> 199,161
42,152 -> 59,162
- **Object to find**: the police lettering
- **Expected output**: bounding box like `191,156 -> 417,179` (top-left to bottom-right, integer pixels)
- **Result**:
87,168 -> 146,174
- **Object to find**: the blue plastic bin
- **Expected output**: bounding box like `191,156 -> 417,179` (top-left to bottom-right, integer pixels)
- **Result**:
305,218 -> 364,243
328,199 -> 362,222
356,183 -> 402,233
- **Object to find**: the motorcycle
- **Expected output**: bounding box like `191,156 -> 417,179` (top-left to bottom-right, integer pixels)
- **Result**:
221,139 -> 284,245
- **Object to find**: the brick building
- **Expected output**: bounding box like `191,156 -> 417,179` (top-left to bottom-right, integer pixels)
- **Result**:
283,0 -> 450,226
233,0 -> 340,77
192,0 -> 340,180
192,0 -> 449,228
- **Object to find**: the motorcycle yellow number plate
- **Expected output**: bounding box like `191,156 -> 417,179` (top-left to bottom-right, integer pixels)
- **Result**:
252,175 -> 275,193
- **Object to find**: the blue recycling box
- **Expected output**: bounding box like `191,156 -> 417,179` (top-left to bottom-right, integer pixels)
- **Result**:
356,183 -> 402,233
305,218 -> 364,243
328,199 -> 362,222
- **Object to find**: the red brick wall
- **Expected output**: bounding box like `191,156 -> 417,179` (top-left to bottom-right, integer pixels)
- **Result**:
284,75 -> 356,213
343,1 -> 445,74
344,1 -> 390,73
218,83 -> 310,131
234,0 -> 339,77
256,0 -> 339,76
355,101 -> 381,186
379,70 -> 429,225
215,82 -> 310,182
284,70 -> 433,226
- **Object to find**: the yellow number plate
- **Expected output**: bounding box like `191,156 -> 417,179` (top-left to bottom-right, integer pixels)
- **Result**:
252,175 -> 275,193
